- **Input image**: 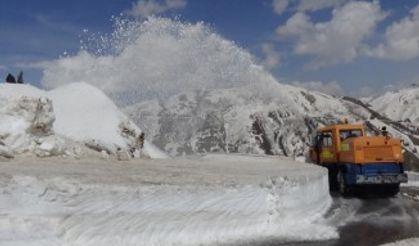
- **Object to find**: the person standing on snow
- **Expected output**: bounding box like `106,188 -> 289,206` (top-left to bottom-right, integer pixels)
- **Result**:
5,73 -> 16,83
17,71 -> 24,84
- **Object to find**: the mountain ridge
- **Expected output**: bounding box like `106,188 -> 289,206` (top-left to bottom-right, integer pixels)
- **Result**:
125,82 -> 419,170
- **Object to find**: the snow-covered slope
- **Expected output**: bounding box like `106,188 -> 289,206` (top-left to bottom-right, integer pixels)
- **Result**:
369,84 -> 419,129
0,84 -> 69,158
362,85 -> 419,170
125,83 -> 419,170
48,82 -> 146,156
124,83 -> 361,157
0,83 -> 166,159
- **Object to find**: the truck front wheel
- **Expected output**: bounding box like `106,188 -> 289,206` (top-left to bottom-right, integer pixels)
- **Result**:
328,167 -> 338,191
337,170 -> 349,196
386,184 -> 400,197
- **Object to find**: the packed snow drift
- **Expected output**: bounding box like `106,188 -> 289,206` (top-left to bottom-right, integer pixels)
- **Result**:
380,237 -> 419,246
0,155 -> 336,245
0,84 -> 66,158
0,83 -> 165,159
404,172 -> 419,187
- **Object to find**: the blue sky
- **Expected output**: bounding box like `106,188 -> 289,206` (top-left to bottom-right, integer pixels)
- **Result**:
1,0 -> 419,96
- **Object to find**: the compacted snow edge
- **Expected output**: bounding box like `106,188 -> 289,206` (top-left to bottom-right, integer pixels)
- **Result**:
380,237 -> 419,246
0,155 -> 337,245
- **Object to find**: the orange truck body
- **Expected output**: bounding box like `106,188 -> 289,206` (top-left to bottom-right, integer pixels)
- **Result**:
309,123 -> 407,194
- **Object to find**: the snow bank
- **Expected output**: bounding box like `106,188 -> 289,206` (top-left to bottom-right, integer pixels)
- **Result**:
0,83 -> 164,159
380,238 -> 419,246
403,172 -> 419,187
47,82 -> 146,155
0,84 -> 69,158
0,155 -> 336,245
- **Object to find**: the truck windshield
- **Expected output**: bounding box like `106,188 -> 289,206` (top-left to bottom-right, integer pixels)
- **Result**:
340,129 -> 362,141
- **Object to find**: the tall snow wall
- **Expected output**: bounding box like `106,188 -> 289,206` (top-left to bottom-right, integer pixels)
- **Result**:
0,155 -> 337,245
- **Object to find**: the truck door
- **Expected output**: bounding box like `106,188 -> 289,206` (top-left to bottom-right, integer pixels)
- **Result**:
309,134 -> 321,163
319,131 -> 336,164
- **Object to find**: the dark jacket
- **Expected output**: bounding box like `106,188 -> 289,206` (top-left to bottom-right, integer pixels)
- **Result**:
6,74 -> 16,83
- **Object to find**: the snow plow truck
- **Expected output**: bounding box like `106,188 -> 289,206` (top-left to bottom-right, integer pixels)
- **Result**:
309,121 -> 407,195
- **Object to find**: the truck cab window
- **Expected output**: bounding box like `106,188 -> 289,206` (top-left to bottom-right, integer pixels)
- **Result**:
311,133 -> 320,147
340,129 -> 363,141
322,131 -> 333,147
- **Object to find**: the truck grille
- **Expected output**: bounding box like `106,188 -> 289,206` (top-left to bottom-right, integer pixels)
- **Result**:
364,146 -> 394,162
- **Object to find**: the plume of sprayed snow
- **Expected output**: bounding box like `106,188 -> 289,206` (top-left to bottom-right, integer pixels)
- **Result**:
41,17 -> 287,106
291,80 -> 344,96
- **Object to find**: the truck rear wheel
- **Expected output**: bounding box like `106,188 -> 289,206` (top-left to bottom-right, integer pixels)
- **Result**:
386,184 -> 400,197
328,167 -> 338,191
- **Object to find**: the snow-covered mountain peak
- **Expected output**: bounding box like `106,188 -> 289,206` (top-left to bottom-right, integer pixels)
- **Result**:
124,81 -> 419,170
124,82 -> 360,157
369,85 -> 419,126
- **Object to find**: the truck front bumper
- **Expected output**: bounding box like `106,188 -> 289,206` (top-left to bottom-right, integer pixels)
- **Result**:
355,173 -> 408,184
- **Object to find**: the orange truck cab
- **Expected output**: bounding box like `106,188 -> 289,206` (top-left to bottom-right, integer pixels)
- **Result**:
309,122 -> 407,195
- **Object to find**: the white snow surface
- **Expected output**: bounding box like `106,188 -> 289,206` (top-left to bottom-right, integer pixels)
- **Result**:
125,83 -> 356,156
367,86 -> 419,164
369,85 -> 419,126
49,83 -> 129,147
380,238 -> 419,246
403,172 -> 419,187
0,83 -> 164,159
142,140 -> 170,159
0,155 -> 337,245
0,84 -> 65,158
48,82 -> 143,153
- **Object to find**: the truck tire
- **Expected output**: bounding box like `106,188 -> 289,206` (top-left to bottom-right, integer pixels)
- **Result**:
386,184 -> 400,197
337,170 -> 349,196
328,166 -> 339,191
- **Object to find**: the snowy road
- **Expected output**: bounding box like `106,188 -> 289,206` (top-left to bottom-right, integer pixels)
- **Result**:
272,187 -> 419,246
